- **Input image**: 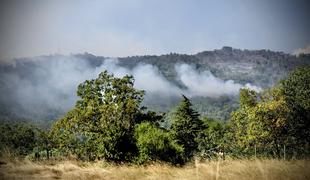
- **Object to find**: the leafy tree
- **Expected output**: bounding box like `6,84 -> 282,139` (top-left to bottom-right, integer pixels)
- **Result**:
170,95 -> 205,160
52,71 -> 145,161
281,66 -> 310,111
229,88 -> 257,156
197,117 -> 227,159
229,75 -> 310,158
281,66 -> 310,155
229,87 -> 290,157
134,122 -> 184,164
247,88 -> 290,157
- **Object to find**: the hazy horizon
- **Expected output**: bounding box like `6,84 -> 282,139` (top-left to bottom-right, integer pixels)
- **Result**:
1,0 -> 310,61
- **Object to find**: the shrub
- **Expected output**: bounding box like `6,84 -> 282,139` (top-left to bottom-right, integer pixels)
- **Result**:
134,122 -> 184,165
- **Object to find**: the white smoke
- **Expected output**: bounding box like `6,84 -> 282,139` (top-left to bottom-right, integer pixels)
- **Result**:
97,61 -> 261,98
0,56 -> 261,120
174,64 -> 261,97
293,45 -> 310,56
132,64 -> 182,96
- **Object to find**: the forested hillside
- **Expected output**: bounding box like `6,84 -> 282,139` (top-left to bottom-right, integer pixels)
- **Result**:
118,46 -> 310,87
1,47 -> 310,123
1,66 -> 310,164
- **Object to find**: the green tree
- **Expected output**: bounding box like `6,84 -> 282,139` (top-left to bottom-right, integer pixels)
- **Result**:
229,85 -> 301,158
170,95 -> 205,160
247,88 -> 290,157
52,71 -> 145,161
281,66 -> 310,155
281,66 -> 310,111
229,88 -> 258,156
197,117 -> 227,159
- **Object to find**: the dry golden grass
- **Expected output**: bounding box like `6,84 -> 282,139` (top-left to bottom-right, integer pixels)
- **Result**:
0,158 -> 309,180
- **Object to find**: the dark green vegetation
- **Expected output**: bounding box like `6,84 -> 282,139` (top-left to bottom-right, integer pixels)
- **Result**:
1,66 -> 310,165
1,47 -> 310,122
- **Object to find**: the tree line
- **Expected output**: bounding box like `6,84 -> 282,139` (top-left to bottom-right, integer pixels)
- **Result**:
1,67 -> 310,165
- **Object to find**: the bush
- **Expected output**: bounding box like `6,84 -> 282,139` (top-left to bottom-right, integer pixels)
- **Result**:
0,122 -> 37,156
134,122 -> 184,165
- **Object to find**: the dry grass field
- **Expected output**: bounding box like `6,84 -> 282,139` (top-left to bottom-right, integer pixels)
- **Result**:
0,159 -> 309,180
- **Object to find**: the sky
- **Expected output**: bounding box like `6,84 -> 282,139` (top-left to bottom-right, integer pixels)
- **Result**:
0,0 -> 310,60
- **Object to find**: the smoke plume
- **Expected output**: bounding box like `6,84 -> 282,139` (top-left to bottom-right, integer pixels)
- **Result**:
0,55 -> 261,120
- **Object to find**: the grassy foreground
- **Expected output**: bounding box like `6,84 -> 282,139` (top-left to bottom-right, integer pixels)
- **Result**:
0,159 -> 309,180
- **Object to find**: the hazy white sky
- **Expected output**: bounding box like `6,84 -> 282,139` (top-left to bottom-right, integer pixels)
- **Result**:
0,0 -> 309,60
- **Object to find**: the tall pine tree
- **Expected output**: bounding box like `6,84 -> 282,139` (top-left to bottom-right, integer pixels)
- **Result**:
170,95 -> 205,159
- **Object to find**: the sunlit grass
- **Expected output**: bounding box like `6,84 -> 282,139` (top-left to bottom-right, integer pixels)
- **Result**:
0,158 -> 309,180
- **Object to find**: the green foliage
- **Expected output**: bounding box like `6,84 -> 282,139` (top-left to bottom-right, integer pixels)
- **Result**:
281,66 -> 310,111
239,88 -> 257,108
249,88 -> 290,157
3,66 -> 310,163
229,67 -> 310,158
228,88 -> 259,155
134,122 -> 184,164
192,95 -> 239,121
197,118 -> 228,159
280,66 -> 310,155
52,71 -> 145,161
0,122 -> 53,159
170,95 -> 205,160
229,87 -> 291,157
0,123 -> 36,156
